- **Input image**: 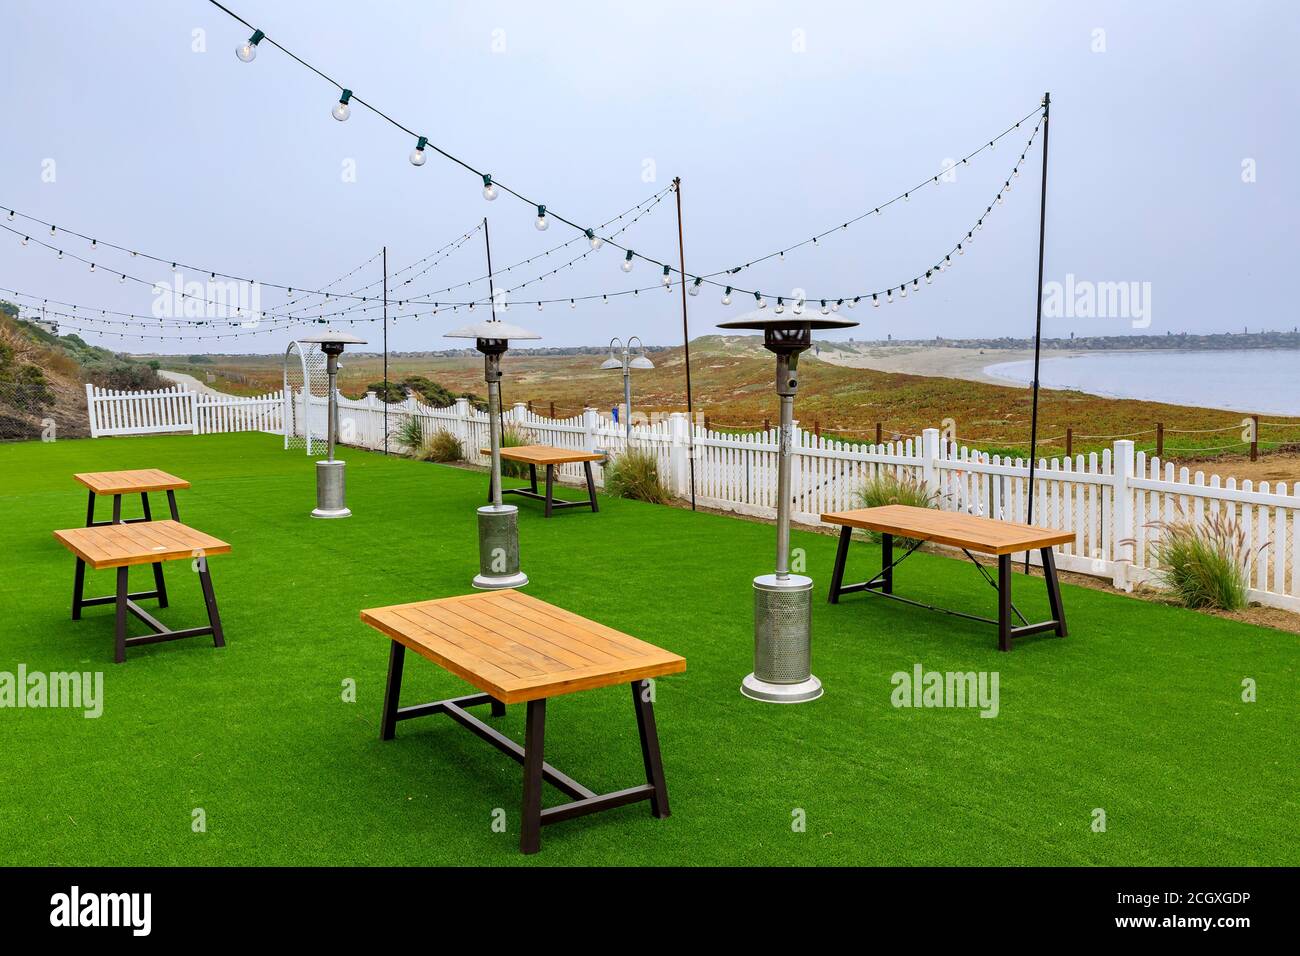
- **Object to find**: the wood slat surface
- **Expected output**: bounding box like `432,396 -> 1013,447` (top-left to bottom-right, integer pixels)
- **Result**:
361,589 -> 685,704
821,504 -> 1076,555
74,469 -> 190,495
479,444 -> 604,465
53,520 -> 230,569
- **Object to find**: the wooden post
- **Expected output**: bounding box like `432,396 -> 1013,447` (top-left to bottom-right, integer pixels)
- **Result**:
1155,422 -> 1164,459
814,420 -> 821,440
1251,414 -> 1259,461
763,418 -> 770,433
1065,427 -> 1073,459
549,401 -> 555,418
527,399 -> 533,414
875,422 -> 883,445
703,415 -> 710,431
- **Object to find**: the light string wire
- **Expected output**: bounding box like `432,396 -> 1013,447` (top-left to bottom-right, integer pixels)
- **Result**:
205,0 -> 1043,298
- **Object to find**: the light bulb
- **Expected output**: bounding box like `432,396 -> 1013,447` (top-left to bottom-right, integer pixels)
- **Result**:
873,294 -> 880,308
119,274 -> 125,284
820,301 -> 829,315
661,266 -> 672,287
482,174 -> 498,200
236,30 -> 262,62
332,89 -> 352,121
5,210 -> 12,221
832,300 -> 841,312
757,295 -> 767,309
688,279 -> 701,297
569,299 -> 576,310
721,289 -> 732,306
899,285 -> 906,299
887,290 -> 894,303
19,235 -> 28,246
537,302 -> 543,311
775,299 -> 785,314
848,297 -> 857,309
57,250 -> 63,259
904,193 -> 910,202
957,244 -> 964,256
89,262 -> 95,272
50,225 -> 56,236
535,205 -> 548,231
587,229 -> 602,250
925,272 -> 933,284
622,250 -> 634,273
410,136 -> 428,166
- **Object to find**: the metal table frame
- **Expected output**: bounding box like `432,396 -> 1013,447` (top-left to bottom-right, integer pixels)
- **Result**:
84,487 -> 181,607
379,641 -> 669,854
487,461 -> 599,518
827,529 -> 1068,651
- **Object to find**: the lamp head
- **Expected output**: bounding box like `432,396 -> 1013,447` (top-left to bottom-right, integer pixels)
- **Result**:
444,319 -> 541,357
298,330 -> 368,357
717,315 -> 857,357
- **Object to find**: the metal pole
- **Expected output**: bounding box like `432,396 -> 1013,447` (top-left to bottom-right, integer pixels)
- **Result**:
382,246 -> 389,456
1025,91 -> 1050,573
673,177 -> 697,510
623,358 -> 632,441
484,219 -> 503,508
326,354 -> 338,463
775,354 -> 793,579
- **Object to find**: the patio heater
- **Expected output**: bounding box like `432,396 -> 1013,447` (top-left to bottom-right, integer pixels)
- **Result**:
717,313 -> 857,703
445,318 -> 541,589
599,336 -> 654,439
298,331 -> 368,519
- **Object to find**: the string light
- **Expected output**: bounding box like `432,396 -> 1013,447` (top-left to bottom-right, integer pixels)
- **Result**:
661,265 -> 672,287
721,287 -> 732,306
689,277 -> 701,297
332,89 -> 352,122
585,228 -> 601,250
622,250 -> 634,273
774,297 -> 785,314
482,174 -> 498,201
236,29 -> 263,62
409,136 -> 428,166
534,205 -> 549,231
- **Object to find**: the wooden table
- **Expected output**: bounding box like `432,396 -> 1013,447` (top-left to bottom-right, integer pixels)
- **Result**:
362,589 -> 686,854
822,504 -> 1074,651
54,520 -> 230,663
74,469 -> 189,607
482,445 -> 602,517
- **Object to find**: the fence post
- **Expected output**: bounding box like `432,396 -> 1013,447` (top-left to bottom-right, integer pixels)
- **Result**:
582,407 -> 599,452
668,411 -> 690,496
549,401 -> 556,419
189,389 -> 199,435
1111,439 -> 1136,590
921,428 -> 940,502
1065,427 -> 1073,459
1251,414 -> 1259,461
1155,422 -> 1163,459
85,384 -> 99,438
875,422 -> 883,446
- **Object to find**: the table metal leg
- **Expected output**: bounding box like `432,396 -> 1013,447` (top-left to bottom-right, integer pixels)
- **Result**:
490,697 -> 506,717
114,566 -> 129,664
85,489 -> 96,527
584,461 -> 599,513
828,526 -> 852,603
111,494 -> 122,524
528,463 -> 538,494
141,493 -> 169,608
1042,547 -> 1068,637
997,553 -> 1013,651
520,699 -> 547,854
544,465 -> 555,519
379,642 -> 406,741
198,563 -> 224,648
881,533 -> 894,595
166,489 -> 180,521
72,558 -> 86,620
632,680 -> 670,819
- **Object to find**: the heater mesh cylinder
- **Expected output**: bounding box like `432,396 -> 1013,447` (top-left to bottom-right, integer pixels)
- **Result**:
477,505 -> 522,578
312,459 -> 350,518
752,574 -> 813,683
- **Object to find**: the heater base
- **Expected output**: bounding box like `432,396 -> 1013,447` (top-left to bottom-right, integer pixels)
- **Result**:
312,460 -> 351,519
475,504 -> 527,590
741,673 -> 823,704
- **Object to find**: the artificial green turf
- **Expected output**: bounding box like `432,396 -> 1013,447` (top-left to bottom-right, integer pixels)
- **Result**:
0,433 -> 1295,866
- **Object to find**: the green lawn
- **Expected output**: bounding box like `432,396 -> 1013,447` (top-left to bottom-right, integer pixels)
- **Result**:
0,433 -> 1294,866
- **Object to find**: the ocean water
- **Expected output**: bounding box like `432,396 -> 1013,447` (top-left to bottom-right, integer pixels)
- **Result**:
984,349 -> 1300,416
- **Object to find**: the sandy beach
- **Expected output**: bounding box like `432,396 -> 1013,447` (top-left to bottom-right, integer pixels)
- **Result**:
813,344 -> 1084,384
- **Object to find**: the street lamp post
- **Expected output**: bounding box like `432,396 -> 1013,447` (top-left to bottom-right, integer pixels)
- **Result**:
298,331 -> 367,519
716,314 -> 857,703
445,318 -> 541,589
599,336 -> 654,440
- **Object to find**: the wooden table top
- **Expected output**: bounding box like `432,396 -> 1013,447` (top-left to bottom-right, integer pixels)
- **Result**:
74,469 -> 190,495
361,589 -> 686,705
479,444 -> 604,465
822,504 -> 1075,555
53,520 -> 231,570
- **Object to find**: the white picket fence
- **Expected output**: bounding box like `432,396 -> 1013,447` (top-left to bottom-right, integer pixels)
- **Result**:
86,384 -> 1300,611
85,384 -> 284,438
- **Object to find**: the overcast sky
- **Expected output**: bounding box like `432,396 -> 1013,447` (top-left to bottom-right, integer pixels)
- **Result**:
2,0 -> 1296,353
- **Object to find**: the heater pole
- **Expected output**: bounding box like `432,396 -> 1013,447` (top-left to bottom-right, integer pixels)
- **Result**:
382,245 -> 389,456
775,369 -> 794,579
1025,92 -> 1051,573
326,355 -> 338,463
483,219 -> 504,509
673,177 -> 697,510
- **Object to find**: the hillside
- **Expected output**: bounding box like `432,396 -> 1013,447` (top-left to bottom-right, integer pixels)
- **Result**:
0,301 -> 167,440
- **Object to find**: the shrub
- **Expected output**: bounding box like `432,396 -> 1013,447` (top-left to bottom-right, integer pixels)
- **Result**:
604,447 -> 671,505
856,471 -> 937,548
419,429 -> 463,463
1146,510 -> 1262,611
395,417 -> 425,454
499,423 -> 533,477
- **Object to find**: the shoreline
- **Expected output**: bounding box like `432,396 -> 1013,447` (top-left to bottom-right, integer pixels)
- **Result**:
814,345 -> 1087,384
